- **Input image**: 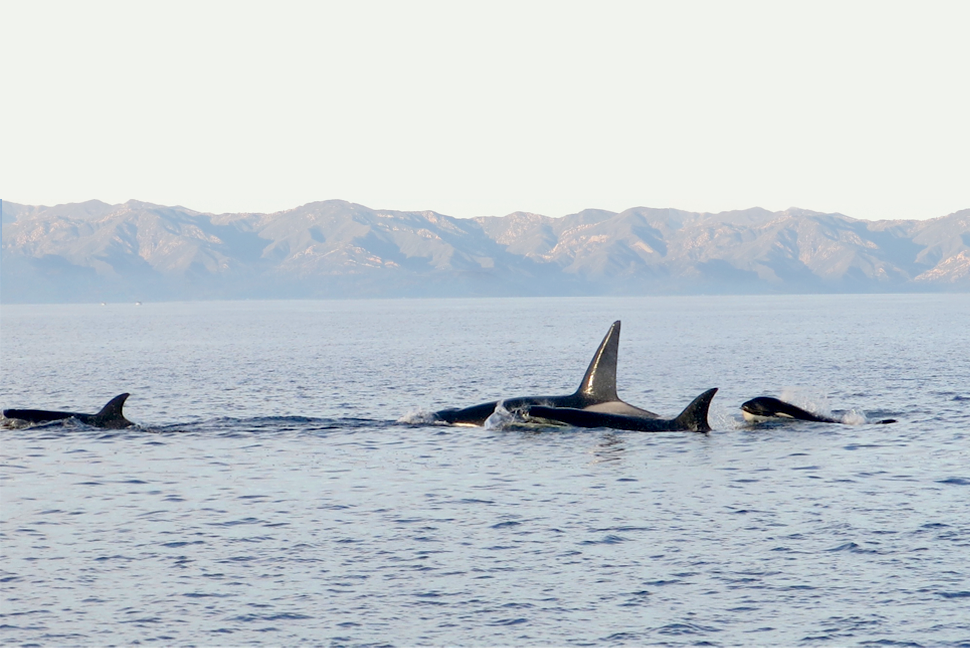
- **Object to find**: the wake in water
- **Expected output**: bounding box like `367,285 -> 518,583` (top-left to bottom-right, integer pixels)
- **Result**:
0,415 -> 398,437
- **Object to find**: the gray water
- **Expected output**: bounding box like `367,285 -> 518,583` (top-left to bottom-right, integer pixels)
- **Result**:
1,295 -> 968,647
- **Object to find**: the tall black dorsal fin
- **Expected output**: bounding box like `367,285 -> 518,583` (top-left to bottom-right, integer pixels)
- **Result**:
672,388 -> 718,432
575,321 -> 620,403
91,393 -> 133,428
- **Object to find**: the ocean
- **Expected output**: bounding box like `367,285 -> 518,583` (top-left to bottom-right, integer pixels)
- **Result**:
1,294 -> 968,646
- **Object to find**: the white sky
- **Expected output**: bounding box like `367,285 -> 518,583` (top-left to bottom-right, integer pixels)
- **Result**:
2,0 -> 967,221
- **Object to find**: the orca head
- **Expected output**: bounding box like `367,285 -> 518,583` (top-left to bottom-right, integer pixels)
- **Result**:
741,396 -> 787,422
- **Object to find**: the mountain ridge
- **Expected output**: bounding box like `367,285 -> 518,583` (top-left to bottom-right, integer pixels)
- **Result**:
2,199 -> 968,302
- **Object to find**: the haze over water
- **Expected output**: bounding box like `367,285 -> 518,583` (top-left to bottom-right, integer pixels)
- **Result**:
2,295 -> 968,646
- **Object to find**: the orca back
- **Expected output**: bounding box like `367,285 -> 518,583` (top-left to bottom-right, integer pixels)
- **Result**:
2,408 -> 74,423
4,393 -> 133,429
526,387 -> 717,432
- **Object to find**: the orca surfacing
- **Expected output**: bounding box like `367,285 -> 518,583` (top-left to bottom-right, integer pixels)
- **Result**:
431,321 -> 718,432
741,396 -> 896,425
526,388 -> 718,432
3,393 -> 134,429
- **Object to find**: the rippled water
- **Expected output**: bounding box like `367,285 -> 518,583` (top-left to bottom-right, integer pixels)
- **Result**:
2,295 -> 969,646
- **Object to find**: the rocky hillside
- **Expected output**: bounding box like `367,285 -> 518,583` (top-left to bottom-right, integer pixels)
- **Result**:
2,199 -> 967,302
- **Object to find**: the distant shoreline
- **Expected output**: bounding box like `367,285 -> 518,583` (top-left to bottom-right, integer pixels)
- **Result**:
3,199 -> 968,303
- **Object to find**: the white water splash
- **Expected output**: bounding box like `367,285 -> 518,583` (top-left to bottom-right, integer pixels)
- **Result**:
396,409 -> 440,424
483,401 -> 515,430
842,410 -> 868,425
779,386 -> 834,419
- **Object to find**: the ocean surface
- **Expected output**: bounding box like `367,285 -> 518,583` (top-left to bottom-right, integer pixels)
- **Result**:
1,294 -> 968,647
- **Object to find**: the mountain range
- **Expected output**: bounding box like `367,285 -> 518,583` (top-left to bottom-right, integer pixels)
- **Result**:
2,199 -> 968,302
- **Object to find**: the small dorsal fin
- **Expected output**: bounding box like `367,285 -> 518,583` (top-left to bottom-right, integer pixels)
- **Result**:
575,321 -> 620,403
673,388 -> 718,432
92,393 -> 133,428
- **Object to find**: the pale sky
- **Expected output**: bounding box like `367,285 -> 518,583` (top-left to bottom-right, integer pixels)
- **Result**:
2,0 -> 967,221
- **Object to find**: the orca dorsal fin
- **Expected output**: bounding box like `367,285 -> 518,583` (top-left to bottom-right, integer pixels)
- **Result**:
672,388 -> 718,432
575,321 -> 620,403
92,393 -> 133,428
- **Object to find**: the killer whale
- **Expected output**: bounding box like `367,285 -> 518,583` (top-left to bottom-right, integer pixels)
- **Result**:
432,321 -> 658,425
741,396 -> 838,423
741,396 -> 896,425
3,393 -> 134,429
431,321 -> 716,431
525,388 -> 718,432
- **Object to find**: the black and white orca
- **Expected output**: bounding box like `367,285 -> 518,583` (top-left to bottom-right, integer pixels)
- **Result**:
525,388 -> 717,432
432,321 -> 717,431
3,393 -> 134,429
741,396 -> 896,425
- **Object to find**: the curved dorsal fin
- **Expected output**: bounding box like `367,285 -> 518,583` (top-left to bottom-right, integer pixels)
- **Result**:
92,393 -> 133,428
575,321 -> 620,403
672,388 -> 718,432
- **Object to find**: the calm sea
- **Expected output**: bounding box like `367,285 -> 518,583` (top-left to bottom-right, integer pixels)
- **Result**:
1,295 -> 968,647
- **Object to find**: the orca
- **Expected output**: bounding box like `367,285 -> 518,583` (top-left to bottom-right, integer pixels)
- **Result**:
3,393 -> 134,429
432,321 -> 652,425
431,321 -> 717,431
741,396 -> 896,425
525,388 -> 718,432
